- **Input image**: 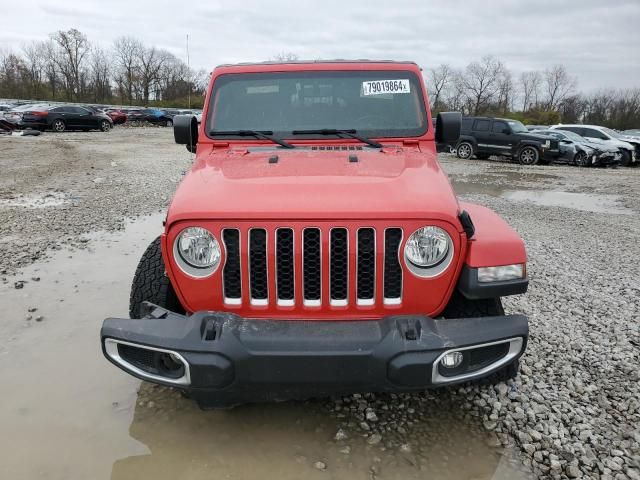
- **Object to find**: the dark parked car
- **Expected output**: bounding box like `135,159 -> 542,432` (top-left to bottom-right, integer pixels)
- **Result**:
126,108 -> 173,126
455,117 -> 560,165
532,129 -> 621,167
19,105 -> 113,132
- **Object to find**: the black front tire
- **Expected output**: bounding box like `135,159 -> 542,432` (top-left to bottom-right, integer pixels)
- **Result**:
441,292 -> 519,383
574,151 -> 590,167
620,150 -> 632,167
129,237 -> 184,319
100,120 -> 111,132
518,146 -> 539,165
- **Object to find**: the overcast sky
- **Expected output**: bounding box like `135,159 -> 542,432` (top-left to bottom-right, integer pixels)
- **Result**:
1,0 -> 639,91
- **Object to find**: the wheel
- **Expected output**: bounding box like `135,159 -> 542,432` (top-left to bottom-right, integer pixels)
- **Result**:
129,237 -> 184,319
456,142 -> 474,159
52,119 -> 66,132
475,153 -> 490,160
100,120 -> 111,132
518,146 -> 539,165
164,119 -> 173,127
574,151 -> 590,167
619,150 -> 632,167
441,292 -> 519,384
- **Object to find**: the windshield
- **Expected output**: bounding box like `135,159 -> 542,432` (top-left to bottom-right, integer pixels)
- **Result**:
553,130 -> 584,142
507,120 -> 528,133
206,70 -> 428,139
600,127 -> 622,139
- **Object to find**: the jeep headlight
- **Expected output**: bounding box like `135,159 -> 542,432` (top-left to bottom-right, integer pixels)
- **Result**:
174,227 -> 221,275
404,226 -> 453,277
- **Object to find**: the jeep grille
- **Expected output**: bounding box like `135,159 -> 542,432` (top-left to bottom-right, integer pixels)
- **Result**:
220,226 -> 404,307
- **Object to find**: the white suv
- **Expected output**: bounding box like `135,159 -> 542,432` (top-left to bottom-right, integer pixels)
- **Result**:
550,124 -> 638,167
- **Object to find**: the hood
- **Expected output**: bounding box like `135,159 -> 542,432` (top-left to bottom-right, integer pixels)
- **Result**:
167,146 -> 462,225
581,138 -> 617,152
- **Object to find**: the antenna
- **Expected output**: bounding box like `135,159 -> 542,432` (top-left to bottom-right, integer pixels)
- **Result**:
186,34 -> 191,109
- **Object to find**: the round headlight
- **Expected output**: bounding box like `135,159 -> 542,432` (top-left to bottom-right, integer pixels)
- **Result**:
405,226 -> 451,268
176,227 -> 221,270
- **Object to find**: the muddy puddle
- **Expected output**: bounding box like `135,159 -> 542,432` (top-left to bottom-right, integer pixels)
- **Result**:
450,171 -> 633,215
0,214 -> 531,480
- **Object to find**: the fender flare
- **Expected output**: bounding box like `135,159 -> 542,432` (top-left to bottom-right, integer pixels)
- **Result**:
456,135 -> 478,151
458,202 -> 527,268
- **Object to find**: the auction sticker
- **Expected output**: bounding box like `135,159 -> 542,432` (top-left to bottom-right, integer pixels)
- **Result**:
362,79 -> 410,96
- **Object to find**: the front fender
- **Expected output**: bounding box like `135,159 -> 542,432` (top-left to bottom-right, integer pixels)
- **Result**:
459,202 -> 527,268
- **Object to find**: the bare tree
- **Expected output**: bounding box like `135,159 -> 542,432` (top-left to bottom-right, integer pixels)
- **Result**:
428,64 -> 453,112
543,65 -> 577,111
519,71 -> 542,111
496,70 -> 514,115
113,36 -> 142,104
443,71 -> 467,113
50,29 -> 90,100
463,56 -> 505,115
89,47 -> 112,102
22,42 -> 45,98
139,46 -> 169,104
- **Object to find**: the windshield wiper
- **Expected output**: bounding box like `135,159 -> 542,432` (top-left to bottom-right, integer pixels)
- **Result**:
209,130 -> 294,149
291,129 -> 383,149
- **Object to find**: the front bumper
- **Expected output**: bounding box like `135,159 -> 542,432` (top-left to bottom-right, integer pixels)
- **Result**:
101,304 -> 528,408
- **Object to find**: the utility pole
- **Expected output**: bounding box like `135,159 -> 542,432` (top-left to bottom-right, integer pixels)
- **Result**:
186,34 -> 191,109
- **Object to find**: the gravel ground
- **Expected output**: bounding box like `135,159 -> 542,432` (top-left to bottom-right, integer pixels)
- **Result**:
327,157 -> 640,480
1,131 -> 638,479
0,127 -> 190,277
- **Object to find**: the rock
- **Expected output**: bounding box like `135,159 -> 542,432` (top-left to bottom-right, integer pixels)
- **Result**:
28,307 -> 37,312
339,446 -> 351,455
566,465 -> 581,478
313,461 -> 327,471
367,433 -> 382,445
334,429 -> 348,441
365,411 -> 379,422
14,281 -> 25,289
523,444 -> 537,455
35,315 -> 44,322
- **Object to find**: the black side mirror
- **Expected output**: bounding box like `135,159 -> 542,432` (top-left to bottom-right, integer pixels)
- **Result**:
173,114 -> 199,153
435,112 -> 462,144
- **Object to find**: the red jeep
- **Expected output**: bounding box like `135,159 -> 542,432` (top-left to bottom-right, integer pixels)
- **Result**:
101,61 -> 529,409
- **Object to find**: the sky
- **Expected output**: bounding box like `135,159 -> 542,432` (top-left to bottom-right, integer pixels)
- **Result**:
1,0 -> 639,92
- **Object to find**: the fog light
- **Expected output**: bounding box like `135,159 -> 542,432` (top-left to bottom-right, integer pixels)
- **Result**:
440,351 -> 464,368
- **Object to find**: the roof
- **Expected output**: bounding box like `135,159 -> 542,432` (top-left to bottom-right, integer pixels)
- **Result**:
215,59 -> 417,68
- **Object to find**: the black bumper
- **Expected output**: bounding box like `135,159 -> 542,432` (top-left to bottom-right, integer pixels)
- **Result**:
101,305 -> 528,408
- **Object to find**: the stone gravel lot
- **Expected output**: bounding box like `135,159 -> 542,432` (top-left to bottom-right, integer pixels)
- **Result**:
0,129 -> 638,479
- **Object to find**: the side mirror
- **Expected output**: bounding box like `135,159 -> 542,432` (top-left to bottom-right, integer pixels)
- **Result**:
435,112 -> 462,144
561,139 -> 572,144
173,115 -> 199,153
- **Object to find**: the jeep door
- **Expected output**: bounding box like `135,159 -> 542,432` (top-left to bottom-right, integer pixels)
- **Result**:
489,120 -> 514,153
472,118 -> 493,154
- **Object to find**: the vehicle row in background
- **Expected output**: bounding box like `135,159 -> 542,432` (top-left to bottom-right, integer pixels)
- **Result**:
446,116 -> 639,167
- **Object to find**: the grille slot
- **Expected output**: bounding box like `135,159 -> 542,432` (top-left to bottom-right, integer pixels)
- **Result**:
222,229 -> 242,304
276,228 -> 295,305
303,228 -> 321,305
384,228 -> 403,303
357,228 -> 376,304
249,229 -> 268,305
330,228 -> 349,305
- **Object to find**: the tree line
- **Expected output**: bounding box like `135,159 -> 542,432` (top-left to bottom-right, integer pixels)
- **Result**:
427,56 -> 640,129
0,29 -> 207,108
2,36 -> 639,128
